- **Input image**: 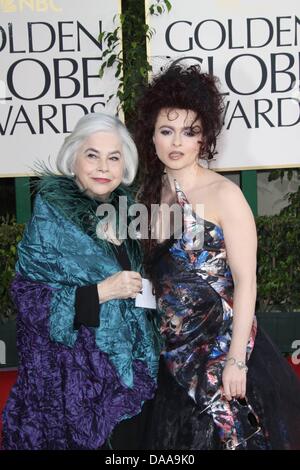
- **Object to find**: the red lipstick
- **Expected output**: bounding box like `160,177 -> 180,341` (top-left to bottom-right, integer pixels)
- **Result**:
92,178 -> 111,183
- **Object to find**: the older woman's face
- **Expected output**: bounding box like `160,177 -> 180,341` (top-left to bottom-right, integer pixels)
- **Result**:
73,131 -> 125,200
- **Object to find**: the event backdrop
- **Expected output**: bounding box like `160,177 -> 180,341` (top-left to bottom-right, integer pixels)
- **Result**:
0,0 -> 121,176
146,0 -> 300,170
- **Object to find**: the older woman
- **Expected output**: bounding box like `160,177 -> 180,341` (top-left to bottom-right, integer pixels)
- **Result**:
2,112 -> 160,450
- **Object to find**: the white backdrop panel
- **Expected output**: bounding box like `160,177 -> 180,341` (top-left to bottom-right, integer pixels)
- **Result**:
146,0 -> 300,170
0,0 -> 121,176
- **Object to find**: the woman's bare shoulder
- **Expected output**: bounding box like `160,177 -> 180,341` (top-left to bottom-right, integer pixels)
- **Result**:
214,176 -> 254,224
216,177 -> 246,203
198,168 -> 240,193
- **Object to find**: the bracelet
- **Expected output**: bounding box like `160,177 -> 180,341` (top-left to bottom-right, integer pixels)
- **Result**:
225,356 -> 248,372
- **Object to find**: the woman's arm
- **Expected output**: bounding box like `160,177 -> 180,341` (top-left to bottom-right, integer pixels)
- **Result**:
74,284 -> 100,329
218,181 -> 257,400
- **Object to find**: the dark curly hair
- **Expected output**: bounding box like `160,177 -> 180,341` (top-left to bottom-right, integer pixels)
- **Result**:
135,64 -> 224,206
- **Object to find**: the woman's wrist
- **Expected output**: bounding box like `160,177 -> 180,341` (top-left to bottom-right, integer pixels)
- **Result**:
97,280 -> 112,303
227,343 -> 247,361
227,351 -> 246,361
225,355 -> 248,372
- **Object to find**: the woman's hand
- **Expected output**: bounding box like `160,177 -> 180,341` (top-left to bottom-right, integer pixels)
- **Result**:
222,360 -> 247,401
97,271 -> 142,303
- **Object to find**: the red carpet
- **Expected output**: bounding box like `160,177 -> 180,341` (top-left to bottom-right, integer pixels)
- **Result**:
0,369 -> 17,446
0,360 -> 299,448
287,356 -> 300,376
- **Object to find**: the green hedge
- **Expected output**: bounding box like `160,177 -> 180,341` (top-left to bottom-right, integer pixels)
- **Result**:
0,217 -> 24,323
256,214 -> 300,312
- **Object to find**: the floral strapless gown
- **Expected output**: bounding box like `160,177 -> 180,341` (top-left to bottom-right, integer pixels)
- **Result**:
146,181 -> 300,450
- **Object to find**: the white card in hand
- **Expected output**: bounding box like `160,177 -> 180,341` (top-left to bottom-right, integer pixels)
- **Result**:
135,278 -> 156,309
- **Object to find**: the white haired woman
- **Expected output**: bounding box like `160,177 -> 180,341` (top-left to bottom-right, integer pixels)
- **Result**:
2,112 -> 160,450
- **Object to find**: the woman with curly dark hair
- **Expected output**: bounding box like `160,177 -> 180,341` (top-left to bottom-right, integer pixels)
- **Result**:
135,64 -> 300,450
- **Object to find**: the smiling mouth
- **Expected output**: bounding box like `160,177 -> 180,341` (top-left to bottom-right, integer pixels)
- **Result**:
92,178 -> 111,183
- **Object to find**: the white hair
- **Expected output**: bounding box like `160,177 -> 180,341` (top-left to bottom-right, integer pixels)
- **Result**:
56,112 -> 138,185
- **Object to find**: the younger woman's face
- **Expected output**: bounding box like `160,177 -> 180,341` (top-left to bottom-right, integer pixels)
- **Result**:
153,108 -> 203,172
